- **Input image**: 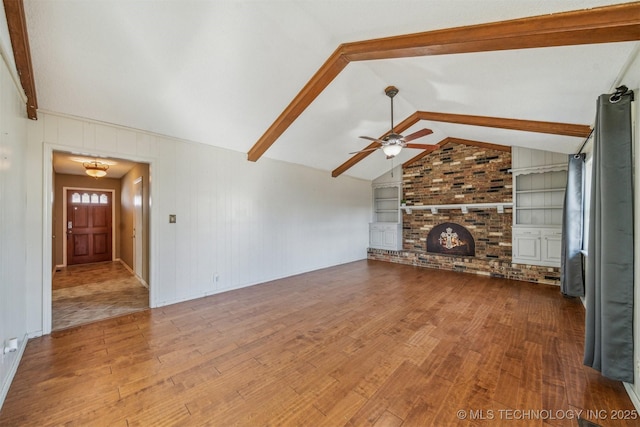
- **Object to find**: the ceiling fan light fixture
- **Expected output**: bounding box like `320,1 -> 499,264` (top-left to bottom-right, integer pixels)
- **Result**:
382,144 -> 402,157
83,161 -> 109,178
353,85 -> 432,160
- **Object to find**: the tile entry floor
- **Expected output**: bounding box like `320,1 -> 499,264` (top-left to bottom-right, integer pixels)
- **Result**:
52,261 -> 149,331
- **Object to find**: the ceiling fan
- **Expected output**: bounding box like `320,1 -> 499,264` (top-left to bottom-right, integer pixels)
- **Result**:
351,86 -> 433,158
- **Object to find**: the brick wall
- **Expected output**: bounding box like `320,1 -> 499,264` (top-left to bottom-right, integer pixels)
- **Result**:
367,141 -> 560,285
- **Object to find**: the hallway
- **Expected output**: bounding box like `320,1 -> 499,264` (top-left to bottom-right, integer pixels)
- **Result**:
52,261 -> 149,330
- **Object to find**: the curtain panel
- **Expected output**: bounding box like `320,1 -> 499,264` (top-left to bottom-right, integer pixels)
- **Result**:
583,92 -> 634,383
561,153 -> 585,297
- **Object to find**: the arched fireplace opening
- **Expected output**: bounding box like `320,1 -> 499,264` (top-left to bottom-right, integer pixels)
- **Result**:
427,222 -> 476,257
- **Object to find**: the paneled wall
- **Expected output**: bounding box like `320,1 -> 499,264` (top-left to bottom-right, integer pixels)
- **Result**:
25,112 -> 372,334
0,42 -> 28,406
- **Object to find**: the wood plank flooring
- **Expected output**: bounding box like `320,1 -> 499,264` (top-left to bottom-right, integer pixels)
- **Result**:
1,260 -> 635,426
52,261 -> 149,330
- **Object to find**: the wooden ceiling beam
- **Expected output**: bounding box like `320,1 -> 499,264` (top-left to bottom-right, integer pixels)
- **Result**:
415,112 -> 591,137
340,3 -> 640,61
332,111 -> 587,177
343,28 -> 640,61
248,2 -> 640,165
3,0 -> 38,120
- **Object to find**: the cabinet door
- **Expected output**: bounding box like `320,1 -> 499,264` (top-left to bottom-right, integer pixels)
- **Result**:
383,226 -> 398,248
513,230 -> 541,262
370,225 -> 384,248
542,230 -> 563,264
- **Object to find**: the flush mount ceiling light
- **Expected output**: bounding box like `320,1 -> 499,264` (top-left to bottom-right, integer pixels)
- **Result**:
83,161 -> 109,178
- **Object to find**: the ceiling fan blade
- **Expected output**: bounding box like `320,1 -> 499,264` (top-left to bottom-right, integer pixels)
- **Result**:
359,136 -> 385,144
405,143 -> 438,150
349,147 -> 380,155
402,128 -> 433,142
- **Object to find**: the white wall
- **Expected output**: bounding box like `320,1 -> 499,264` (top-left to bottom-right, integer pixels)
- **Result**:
25,112 -> 372,334
0,30 -> 29,407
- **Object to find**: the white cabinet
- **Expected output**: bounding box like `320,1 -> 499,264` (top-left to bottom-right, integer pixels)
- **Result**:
511,148 -> 566,267
513,227 -> 562,267
369,223 -> 402,251
370,183 -> 402,250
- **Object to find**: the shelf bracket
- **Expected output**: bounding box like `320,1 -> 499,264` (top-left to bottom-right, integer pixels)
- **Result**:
430,207 -> 438,214
461,206 -> 468,214
497,205 -> 504,214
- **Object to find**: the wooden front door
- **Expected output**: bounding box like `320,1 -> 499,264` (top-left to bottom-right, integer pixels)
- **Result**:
67,190 -> 113,265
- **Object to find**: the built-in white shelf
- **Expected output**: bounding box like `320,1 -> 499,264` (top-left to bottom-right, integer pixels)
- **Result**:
516,205 -> 563,210
401,202 -> 513,215
509,163 -> 567,176
516,188 -> 565,194
371,182 -> 402,250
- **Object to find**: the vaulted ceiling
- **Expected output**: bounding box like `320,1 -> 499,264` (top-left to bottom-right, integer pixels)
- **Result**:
7,0 -> 640,180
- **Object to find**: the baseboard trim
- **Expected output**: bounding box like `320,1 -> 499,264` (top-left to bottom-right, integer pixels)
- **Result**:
118,259 -> 148,289
0,333 -> 28,411
117,258 -> 131,273
52,264 -> 64,278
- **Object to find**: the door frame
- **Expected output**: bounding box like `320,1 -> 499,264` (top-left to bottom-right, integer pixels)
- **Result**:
133,177 -> 145,284
62,187 -> 116,266
42,143 -> 157,335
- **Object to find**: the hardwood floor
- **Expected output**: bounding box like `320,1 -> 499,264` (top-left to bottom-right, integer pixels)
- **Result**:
1,260 -> 635,426
52,261 -> 149,331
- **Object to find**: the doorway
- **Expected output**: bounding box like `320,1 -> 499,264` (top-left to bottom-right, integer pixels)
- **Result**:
50,151 -> 151,331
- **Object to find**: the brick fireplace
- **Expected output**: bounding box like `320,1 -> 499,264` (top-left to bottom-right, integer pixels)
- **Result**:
368,141 -> 561,285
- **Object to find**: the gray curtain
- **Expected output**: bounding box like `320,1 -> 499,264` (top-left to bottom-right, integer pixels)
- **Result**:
561,153 -> 585,297
584,92 -> 634,383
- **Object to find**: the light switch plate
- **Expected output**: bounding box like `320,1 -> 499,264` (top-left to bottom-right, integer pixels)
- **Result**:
169,214 -> 176,223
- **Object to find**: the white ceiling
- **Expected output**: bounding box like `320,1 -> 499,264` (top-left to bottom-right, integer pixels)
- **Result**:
23,0 -> 640,180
